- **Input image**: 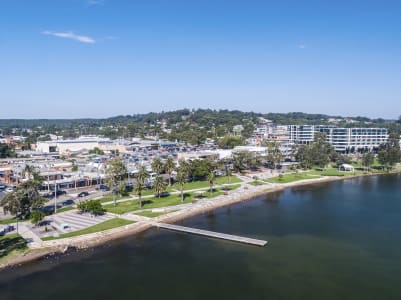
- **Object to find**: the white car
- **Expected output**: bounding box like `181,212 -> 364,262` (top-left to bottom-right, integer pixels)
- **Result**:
5,186 -> 15,193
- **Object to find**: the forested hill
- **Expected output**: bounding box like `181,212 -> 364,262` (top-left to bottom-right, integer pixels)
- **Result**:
0,109 -> 394,128
0,109 -> 399,144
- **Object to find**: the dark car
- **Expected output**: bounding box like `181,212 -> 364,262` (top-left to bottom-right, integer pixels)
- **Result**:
62,199 -> 74,206
96,184 -> 110,191
78,191 -> 89,197
124,182 -> 134,192
55,190 -> 67,196
0,184 -> 6,190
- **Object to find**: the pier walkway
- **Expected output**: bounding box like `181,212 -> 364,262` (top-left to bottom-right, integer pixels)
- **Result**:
156,223 -> 267,247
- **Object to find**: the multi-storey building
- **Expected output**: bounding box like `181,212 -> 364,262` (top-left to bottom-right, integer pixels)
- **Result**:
287,125 -> 388,152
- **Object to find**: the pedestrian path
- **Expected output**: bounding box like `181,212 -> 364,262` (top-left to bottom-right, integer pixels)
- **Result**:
18,224 -> 42,244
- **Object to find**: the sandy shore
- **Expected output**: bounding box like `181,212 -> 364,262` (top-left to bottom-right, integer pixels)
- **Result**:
0,172 -> 393,271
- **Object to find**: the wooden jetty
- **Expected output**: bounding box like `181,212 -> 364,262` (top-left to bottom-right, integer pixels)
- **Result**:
156,223 -> 267,247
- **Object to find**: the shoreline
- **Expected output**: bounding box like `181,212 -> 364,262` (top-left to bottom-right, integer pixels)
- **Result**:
0,171 -> 397,271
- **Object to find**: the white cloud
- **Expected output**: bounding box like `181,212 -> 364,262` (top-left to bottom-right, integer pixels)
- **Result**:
297,43 -> 306,49
42,31 -> 96,44
88,0 -> 105,6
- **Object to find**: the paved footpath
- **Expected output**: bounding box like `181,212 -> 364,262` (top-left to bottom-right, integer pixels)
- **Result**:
18,223 -> 42,245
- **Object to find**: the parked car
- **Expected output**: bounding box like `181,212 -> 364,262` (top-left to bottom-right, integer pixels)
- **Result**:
77,191 -> 89,197
55,190 -> 67,196
62,199 -> 74,206
0,184 -> 6,190
5,186 -> 16,193
124,182 -> 134,192
96,184 -> 110,191
0,225 -> 15,235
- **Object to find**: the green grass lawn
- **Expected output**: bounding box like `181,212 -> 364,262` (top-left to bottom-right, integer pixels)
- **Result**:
268,172 -> 321,183
55,206 -> 75,214
134,210 -> 176,218
96,194 -> 131,203
172,175 -> 241,191
104,187 -> 229,214
104,194 -> 193,214
42,218 -> 134,241
0,234 -> 28,263
220,184 -> 241,191
248,180 -> 266,186
0,218 -> 17,225
309,168 -> 365,177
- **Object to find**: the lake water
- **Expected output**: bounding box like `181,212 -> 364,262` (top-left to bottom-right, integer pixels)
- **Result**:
1,174 -> 401,300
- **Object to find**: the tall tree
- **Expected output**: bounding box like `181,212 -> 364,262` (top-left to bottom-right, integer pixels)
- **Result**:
176,170 -> 187,202
136,165 -> 150,185
226,168 -> 232,185
1,171 -> 44,220
0,143 -> 15,158
232,151 -> 251,173
265,141 -> 283,169
361,152 -> 375,172
22,164 -> 36,180
31,210 -> 45,226
295,133 -> 335,169
164,157 -> 176,186
310,132 -> 335,168
295,144 -> 313,169
207,171 -> 216,194
153,175 -> 167,198
378,134 -> 401,170
178,159 -> 192,178
217,135 -> 243,149
151,157 -> 163,175
134,181 -> 146,208
105,157 -> 127,206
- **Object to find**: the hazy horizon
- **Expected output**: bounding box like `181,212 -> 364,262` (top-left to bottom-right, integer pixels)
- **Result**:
0,108 -> 397,121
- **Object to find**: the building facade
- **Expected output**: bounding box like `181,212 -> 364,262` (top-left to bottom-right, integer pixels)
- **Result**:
287,125 -> 388,152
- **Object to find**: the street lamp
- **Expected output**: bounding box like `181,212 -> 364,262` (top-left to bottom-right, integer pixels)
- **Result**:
54,178 -> 57,213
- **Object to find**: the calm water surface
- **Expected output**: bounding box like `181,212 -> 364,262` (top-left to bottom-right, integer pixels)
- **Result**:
1,174 -> 401,300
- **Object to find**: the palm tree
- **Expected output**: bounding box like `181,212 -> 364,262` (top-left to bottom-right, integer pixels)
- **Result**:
164,157 -> 175,186
226,168 -> 232,185
136,165 -> 150,185
176,170 -> 187,202
106,158 -> 127,207
207,171 -> 216,194
151,157 -> 163,175
153,175 -> 167,198
135,166 -> 150,208
134,181 -> 146,208
22,164 -> 36,180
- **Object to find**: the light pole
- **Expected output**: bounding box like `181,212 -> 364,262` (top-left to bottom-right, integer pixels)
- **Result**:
16,212 -> 19,234
54,179 -> 57,213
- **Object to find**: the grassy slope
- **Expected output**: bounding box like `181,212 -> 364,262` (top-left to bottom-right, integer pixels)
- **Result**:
0,234 -> 28,264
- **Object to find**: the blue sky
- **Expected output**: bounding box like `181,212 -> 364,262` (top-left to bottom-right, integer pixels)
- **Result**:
1,0 -> 400,119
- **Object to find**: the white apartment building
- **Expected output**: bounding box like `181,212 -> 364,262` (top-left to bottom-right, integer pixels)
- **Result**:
287,125 -> 388,152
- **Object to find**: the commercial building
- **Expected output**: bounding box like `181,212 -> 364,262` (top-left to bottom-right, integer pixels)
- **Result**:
249,118 -> 388,153
287,125 -> 388,152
